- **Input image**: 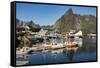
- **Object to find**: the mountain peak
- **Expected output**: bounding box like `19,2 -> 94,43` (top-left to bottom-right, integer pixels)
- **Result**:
54,8 -> 96,33
66,8 -> 73,14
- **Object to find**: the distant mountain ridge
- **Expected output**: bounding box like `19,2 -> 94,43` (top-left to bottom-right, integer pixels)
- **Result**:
16,8 -> 96,33
16,19 -> 40,28
53,8 -> 96,33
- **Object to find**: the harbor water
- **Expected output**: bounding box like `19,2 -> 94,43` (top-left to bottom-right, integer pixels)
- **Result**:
16,38 -> 97,65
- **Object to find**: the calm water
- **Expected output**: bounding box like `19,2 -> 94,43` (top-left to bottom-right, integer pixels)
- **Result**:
16,38 -> 97,65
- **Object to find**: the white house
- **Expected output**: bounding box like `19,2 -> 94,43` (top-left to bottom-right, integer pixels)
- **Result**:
38,29 -> 47,37
74,30 -> 83,37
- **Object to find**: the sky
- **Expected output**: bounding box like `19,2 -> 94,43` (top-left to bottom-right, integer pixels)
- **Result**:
16,3 -> 96,26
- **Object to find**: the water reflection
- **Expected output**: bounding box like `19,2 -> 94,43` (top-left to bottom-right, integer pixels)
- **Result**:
16,38 -> 96,65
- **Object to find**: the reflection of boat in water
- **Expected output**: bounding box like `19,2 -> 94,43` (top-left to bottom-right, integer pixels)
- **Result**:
65,38 -> 83,50
16,47 -> 35,66
63,30 -> 83,60
64,42 -> 79,60
16,47 -> 32,59
51,49 -> 63,54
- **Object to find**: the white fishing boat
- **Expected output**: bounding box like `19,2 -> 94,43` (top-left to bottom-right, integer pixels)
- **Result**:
16,47 -> 32,56
51,43 -> 64,49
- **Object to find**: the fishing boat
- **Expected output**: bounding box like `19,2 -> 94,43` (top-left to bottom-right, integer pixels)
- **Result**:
51,43 -> 64,50
64,30 -> 83,58
16,46 -> 32,58
66,42 -> 78,52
